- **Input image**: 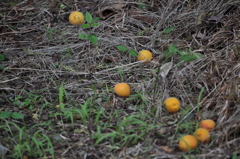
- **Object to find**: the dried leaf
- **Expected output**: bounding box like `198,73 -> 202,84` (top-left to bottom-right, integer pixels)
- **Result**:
105,56 -> 118,62
195,32 -> 207,39
98,1 -> 127,19
0,144 -> 9,157
161,146 -> 173,152
99,8 -> 116,19
130,10 -> 158,23
112,3 -> 127,10
160,61 -> 173,78
195,12 -> 207,26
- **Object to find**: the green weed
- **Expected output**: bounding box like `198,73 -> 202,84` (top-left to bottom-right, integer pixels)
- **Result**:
118,67 -> 124,81
58,82 -> 68,109
9,91 -> 41,109
165,44 -> 202,64
0,111 -> 24,119
59,4 -> 66,10
46,26 -> 59,41
163,27 -> 175,34
3,121 -> 54,159
8,2 -> 17,6
116,45 -> 138,57
78,12 -> 101,45
92,113 -> 155,147
137,1 -> 147,9
0,54 -> 5,70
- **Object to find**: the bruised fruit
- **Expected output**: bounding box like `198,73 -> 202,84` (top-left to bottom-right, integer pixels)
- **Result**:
200,119 -> 216,131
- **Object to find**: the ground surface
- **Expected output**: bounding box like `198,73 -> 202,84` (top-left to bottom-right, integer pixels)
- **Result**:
0,0 -> 240,159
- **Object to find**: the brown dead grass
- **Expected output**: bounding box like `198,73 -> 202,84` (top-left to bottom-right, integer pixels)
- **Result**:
0,0 -> 240,158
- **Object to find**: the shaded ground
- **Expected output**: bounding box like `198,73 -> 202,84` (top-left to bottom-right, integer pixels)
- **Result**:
0,0 -> 240,158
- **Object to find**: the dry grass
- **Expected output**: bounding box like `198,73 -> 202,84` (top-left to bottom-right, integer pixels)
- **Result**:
0,0 -> 240,158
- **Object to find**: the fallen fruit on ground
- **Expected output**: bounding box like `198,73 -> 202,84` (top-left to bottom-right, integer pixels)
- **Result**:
194,128 -> 210,143
164,97 -> 180,113
69,11 -> 85,25
200,119 -> 216,131
178,135 -> 198,151
137,50 -> 152,63
114,83 -> 130,97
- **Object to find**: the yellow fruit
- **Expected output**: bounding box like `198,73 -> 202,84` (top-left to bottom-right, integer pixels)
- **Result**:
137,50 -> 152,63
164,97 -> 180,113
200,119 -> 216,131
194,128 -> 210,143
179,135 -> 198,151
69,11 -> 85,25
114,83 -> 130,97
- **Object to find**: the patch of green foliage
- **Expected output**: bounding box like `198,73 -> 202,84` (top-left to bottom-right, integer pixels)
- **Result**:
78,12 -> 101,45
0,54 -> 5,70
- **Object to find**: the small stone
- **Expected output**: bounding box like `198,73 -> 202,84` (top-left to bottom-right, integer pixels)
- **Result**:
40,115 -> 49,121
158,127 -> 168,135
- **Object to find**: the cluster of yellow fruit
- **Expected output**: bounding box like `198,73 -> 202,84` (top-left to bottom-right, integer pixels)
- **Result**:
113,83 -> 216,152
162,98 -> 216,151
163,98 -> 216,151
69,11 -> 216,153
179,119 -> 216,151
